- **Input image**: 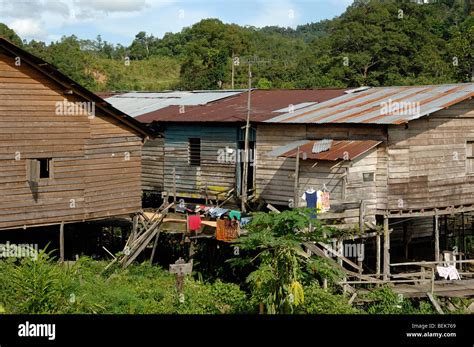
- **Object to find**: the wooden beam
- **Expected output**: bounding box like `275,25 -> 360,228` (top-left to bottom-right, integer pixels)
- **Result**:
293,146 -> 300,207
59,221 -> 65,262
391,259 -> 474,267
378,204 -> 474,219
266,203 -> 281,214
149,232 -> 160,264
359,200 -> 365,233
383,214 -> 390,281
376,233 -> 381,277
318,241 -> 362,272
427,292 -> 444,314
434,211 -> 440,262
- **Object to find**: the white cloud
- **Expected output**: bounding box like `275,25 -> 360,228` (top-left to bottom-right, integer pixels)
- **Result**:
74,0 -> 149,13
248,0 -> 300,28
9,19 -> 48,39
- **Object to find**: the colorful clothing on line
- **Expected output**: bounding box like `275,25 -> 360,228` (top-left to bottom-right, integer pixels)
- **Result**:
240,217 -> 252,227
229,210 -> 241,221
188,215 -> 202,231
209,207 -> 229,218
216,219 -> 240,242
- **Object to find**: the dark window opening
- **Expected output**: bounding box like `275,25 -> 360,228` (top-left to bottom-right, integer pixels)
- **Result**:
39,159 -> 51,178
27,158 -> 52,182
363,172 -> 375,182
467,141 -> 474,174
188,138 -> 201,166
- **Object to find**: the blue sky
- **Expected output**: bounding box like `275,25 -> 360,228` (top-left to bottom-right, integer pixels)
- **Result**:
0,0 -> 353,45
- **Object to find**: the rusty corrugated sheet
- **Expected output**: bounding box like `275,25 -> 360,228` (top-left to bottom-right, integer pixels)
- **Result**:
266,84 -> 474,124
135,89 -> 349,123
280,140 -> 382,161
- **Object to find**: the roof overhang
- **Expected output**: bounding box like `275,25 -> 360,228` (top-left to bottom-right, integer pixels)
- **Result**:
268,139 -> 382,161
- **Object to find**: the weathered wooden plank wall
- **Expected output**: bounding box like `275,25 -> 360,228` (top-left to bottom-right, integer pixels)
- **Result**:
0,50 -> 142,230
255,124 -> 383,224
142,138 -> 164,192
163,124 -> 237,199
387,98 -> 474,210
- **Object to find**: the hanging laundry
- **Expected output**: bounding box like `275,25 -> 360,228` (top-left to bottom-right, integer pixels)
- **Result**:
316,190 -> 324,211
209,207 -> 229,218
229,210 -> 241,221
301,189 -> 317,209
240,217 -> 252,227
301,189 -> 317,218
436,265 -> 461,280
188,215 -> 202,231
320,191 -> 330,212
216,219 -> 240,242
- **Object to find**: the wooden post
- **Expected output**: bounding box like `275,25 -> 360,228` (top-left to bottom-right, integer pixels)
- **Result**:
383,215 -> 390,281
59,221 -> 65,262
376,232 -> 381,277
337,240 -> 343,266
403,220 -> 409,259
231,52 -> 235,89
293,146 -> 300,208
149,232 -> 160,264
241,63 -> 252,212
434,210 -> 440,262
172,167 -> 176,206
359,200 -> 365,233
461,212 -> 465,254
131,214 -> 138,243
444,215 -> 448,250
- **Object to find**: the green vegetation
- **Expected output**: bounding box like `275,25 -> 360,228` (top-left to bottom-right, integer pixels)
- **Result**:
0,210 -> 471,315
1,0 -> 471,92
0,250 -> 250,314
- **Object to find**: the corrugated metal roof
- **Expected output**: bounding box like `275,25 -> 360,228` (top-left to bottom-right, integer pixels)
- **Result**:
277,140 -> 382,161
135,89 -> 349,123
312,139 -> 333,153
265,84 -> 474,124
105,91 -> 244,118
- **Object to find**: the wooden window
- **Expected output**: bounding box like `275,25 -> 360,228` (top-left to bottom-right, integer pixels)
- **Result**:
363,172 -> 375,182
27,158 -> 52,182
188,138 -> 201,166
467,141 -> 474,174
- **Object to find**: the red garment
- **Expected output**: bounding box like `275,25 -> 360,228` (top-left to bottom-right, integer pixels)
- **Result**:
188,215 -> 202,231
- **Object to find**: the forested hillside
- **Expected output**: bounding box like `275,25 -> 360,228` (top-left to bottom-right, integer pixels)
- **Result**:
1,0 -> 472,92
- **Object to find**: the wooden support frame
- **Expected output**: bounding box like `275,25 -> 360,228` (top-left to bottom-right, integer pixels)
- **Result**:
434,210 -> 440,262
59,221 -> 65,262
293,146 -> 300,207
376,233 -> 381,277
383,214 -> 390,281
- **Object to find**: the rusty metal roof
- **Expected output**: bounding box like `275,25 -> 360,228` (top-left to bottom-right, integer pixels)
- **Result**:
276,139 -> 382,161
266,84 -> 474,125
135,89 -> 349,123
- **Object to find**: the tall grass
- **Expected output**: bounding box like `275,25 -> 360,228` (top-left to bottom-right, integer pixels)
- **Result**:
0,252 -> 249,314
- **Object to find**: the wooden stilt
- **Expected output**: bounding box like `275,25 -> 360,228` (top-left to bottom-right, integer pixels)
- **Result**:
149,232 -> 160,264
376,233 -> 381,277
434,211 -> 440,262
337,240 -> 343,266
59,221 -> 65,262
444,215 -> 448,251
383,215 -> 390,281
403,220 -> 409,259
427,292 -> 444,314
461,212 -> 465,254
172,167 -> 177,206
293,146 -> 300,208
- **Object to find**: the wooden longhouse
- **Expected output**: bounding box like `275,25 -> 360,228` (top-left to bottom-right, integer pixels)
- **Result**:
128,89 -> 348,201
124,84 -> 474,287
0,38 -> 151,231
